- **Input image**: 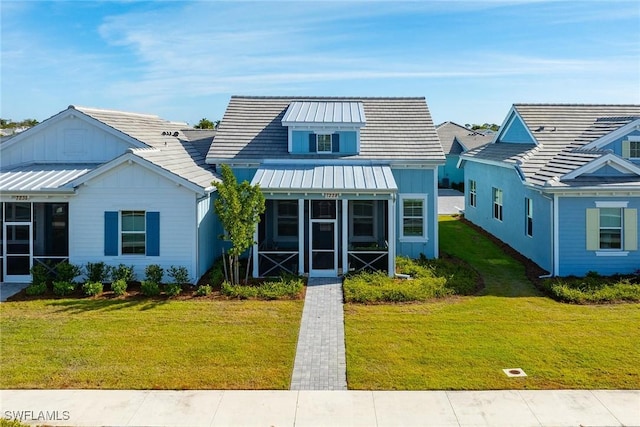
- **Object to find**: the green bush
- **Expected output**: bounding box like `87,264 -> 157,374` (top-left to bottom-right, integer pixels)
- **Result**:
221,276 -> 303,300
30,263 -> 52,288
543,276 -> 640,304
25,281 -> 47,296
111,279 -> 128,296
85,261 -> 108,283
55,261 -> 81,283
344,270 -> 451,303
82,281 -> 103,296
110,264 -> 136,283
168,265 -> 190,284
53,281 -> 76,296
195,284 -> 212,296
209,259 -> 225,285
1,418 -> 31,427
164,282 -> 182,297
145,264 -> 164,284
141,280 -> 160,296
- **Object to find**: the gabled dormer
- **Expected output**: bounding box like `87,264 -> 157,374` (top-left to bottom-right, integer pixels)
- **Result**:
494,108 -> 537,145
281,100 -> 366,155
580,118 -> 640,163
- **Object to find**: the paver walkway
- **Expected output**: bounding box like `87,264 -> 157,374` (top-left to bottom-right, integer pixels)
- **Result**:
290,277 -> 347,390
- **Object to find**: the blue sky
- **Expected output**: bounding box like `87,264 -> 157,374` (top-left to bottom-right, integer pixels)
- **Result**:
1,1 -> 639,127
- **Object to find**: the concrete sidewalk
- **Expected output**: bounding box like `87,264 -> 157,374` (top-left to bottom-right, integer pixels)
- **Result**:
1,389 -> 638,426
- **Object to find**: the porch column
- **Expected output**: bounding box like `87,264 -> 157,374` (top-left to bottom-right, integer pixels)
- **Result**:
341,199 -> 348,275
388,195 -> 396,277
252,224 -> 259,278
298,198 -> 304,275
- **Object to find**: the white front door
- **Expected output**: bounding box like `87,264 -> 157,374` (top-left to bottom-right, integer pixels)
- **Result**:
309,200 -> 338,277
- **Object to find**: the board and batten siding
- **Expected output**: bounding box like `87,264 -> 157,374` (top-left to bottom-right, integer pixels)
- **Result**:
290,130 -> 358,154
1,117 -> 133,168
464,161 -> 553,273
392,167 -> 438,259
438,154 -> 464,186
557,196 -> 640,276
196,192 -> 220,278
69,161 -> 199,282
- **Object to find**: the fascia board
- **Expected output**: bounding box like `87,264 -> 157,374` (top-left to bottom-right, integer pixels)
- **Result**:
581,119 -> 640,150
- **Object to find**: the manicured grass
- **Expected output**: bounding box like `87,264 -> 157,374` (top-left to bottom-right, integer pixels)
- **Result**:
344,216 -> 640,390
0,298 -> 303,389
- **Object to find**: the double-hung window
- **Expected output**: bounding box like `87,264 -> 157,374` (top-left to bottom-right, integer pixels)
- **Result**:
492,188 -> 503,221
121,211 -> 146,254
622,139 -> 640,159
469,180 -> 477,208
400,194 -> 427,240
317,134 -> 332,153
586,203 -> 638,253
525,198 -> 533,237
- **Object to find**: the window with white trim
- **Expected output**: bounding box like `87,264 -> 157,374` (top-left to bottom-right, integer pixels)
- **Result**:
492,187 -> 503,221
586,204 -> 638,253
275,200 -> 298,240
469,179 -> 477,208
121,210 -> 146,254
630,141 -> 640,158
525,197 -> 533,237
349,200 -> 376,241
400,194 -> 427,240
317,134 -> 332,153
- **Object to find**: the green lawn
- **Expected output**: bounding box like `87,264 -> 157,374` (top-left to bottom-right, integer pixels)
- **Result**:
344,216 -> 640,390
0,298 -> 303,389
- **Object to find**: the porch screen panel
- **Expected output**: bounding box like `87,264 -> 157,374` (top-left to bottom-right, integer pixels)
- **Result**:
33,203 -> 68,257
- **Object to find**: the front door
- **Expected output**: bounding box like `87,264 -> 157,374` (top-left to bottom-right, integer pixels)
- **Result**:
4,223 -> 32,282
309,200 -> 338,277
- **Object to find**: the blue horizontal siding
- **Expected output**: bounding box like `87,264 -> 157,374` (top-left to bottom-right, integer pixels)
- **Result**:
558,196 -> 640,276
464,161 -> 552,272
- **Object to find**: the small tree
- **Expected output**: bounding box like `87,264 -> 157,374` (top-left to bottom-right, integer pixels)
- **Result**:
214,164 -> 265,285
194,118 -> 216,129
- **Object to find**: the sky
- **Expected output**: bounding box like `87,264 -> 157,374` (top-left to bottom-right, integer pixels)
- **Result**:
1,1 -> 639,127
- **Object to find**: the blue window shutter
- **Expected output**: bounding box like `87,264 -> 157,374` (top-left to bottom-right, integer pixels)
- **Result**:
332,133 -> 340,153
309,133 -> 316,152
146,212 -> 160,256
104,211 -> 119,256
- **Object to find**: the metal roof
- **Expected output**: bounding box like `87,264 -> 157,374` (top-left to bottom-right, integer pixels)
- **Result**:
251,164 -> 397,193
282,101 -> 366,125
0,163 -> 98,193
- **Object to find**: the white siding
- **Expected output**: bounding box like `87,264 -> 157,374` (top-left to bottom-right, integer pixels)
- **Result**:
69,161 -> 199,282
1,117 -> 134,168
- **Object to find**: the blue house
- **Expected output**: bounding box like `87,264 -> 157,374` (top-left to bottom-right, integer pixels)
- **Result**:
207,96 -> 445,278
460,104 -> 640,276
435,121 -> 492,188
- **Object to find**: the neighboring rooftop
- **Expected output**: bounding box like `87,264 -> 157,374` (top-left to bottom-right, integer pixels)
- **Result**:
73,106 -> 219,189
463,104 -> 640,187
207,96 -> 444,162
435,121 -> 494,155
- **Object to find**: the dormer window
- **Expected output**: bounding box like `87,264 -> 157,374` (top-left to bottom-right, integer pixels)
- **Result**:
317,134 -> 332,153
630,141 -> 640,159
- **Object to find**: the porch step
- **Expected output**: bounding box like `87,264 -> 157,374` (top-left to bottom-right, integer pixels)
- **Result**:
290,277 -> 347,390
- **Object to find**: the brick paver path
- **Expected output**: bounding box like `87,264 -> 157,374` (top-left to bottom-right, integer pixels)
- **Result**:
290,277 -> 347,390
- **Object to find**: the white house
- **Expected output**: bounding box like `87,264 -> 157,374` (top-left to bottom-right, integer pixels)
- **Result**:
0,106 -> 220,283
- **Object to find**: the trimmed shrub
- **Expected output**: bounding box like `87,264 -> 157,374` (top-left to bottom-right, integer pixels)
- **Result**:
145,264 -> 164,284
25,281 -> 47,296
30,263 -> 52,288
221,276 -> 304,300
85,261 -> 108,283
55,261 -> 81,283
53,281 -> 75,296
209,259 -> 225,285
542,276 -> 640,304
167,266 -> 190,285
82,281 -> 103,297
195,284 -> 212,296
141,280 -> 160,297
111,279 -> 128,296
110,264 -> 136,283
164,282 -> 182,297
